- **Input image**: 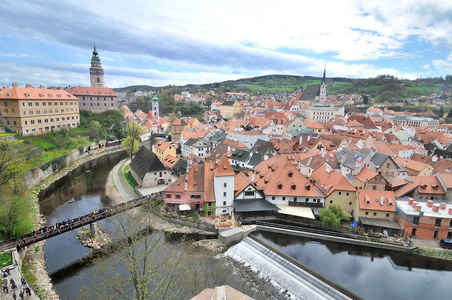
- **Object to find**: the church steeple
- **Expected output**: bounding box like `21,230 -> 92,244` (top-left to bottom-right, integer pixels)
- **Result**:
319,65 -> 327,103
90,44 -> 105,87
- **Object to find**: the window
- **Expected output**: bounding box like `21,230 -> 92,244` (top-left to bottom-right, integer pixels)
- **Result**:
38,120 -> 41,124
386,163 -> 390,168
244,191 -> 254,197
28,102 -> 32,106
386,213 -> 390,217
166,194 -> 171,198
282,197 -> 286,200
435,218 -> 442,227
449,220 -> 452,228
434,230 -> 439,239
330,200 -> 333,204
349,202 -> 352,205
365,212 -> 369,215
339,192 -> 342,195
175,194 -> 181,199
346,193 -> 349,196
223,201 -> 226,206
224,182 -> 227,188
272,196 -> 275,200
24,121 -> 28,125
223,192 -> 227,197
373,212 -> 377,216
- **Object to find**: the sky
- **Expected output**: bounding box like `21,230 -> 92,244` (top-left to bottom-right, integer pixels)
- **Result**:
1,0 -> 452,88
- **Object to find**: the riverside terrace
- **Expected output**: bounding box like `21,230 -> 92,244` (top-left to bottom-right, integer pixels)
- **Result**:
0,193 -> 164,252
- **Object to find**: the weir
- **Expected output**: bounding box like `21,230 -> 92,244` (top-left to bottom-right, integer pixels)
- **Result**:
225,236 -> 361,300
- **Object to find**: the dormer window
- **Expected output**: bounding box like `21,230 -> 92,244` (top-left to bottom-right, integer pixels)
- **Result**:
6,93 -> 12,97
277,183 -> 283,189
291,183 -> 296,190
288,171 -> 293,177
49,94 -> 53,98
58,94 -> 62,98
26,93 -> 30,98
305,183 -> 311,190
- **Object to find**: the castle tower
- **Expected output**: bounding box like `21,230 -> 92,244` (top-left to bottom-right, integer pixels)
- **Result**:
90,44 -> 105,87
152,91 -> 160,122
319,66 -> 327,103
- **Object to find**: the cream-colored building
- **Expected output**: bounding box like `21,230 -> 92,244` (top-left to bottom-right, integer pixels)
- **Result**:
69,86 -> 118,113
0,83 -> 79,135
305,104 -> 344,122
220,100 -> 242,119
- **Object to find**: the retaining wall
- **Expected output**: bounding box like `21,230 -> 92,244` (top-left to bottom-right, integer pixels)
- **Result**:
257,225 -> 413,252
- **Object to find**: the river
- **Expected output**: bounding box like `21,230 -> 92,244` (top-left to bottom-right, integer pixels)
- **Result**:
255,231 -> 452,300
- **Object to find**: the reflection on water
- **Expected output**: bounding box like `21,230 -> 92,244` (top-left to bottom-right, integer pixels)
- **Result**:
256,231 -> 452,300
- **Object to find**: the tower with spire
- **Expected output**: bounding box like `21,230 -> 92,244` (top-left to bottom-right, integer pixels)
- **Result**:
152,91 -> 160,123
90,44 -> 105,88
319,65 -> 327,103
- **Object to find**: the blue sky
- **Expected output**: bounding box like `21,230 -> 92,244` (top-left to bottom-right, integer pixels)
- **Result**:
1,0 -> 452,88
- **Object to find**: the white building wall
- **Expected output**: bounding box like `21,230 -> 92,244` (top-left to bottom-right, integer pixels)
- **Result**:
214,175 -> 235,215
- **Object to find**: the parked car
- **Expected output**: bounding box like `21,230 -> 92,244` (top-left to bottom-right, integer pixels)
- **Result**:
439,239 -> 452,249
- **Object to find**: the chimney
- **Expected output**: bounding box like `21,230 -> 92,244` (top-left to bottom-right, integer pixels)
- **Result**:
25,83 -> 32,88
299,136 -> 303,144
427,200 -> 433,207
403,161 -> 407,168
39,85 -> 45,89
412,201 -> 418,208
0,89 -> 2,96
433,205 -> 440,212
408,198 -> 414,205
12,82 -> 18,88
449,208 -> 452,215
251,172 -> 255,183
440,202 -> 447,210
380,196 -> 384,206
308,135 -> 311,141
415,205 -> 422,212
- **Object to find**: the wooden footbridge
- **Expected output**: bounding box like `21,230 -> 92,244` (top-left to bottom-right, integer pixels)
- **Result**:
1,192 -> 161,252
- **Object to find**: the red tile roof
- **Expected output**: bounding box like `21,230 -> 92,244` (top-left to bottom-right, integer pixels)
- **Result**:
69,86 -> 116,96
214,155 -> 235,177
310,164 -> 355,196
358,190 -> 396,212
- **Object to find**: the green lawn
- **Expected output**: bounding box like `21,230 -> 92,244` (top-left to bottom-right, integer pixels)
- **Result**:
0,252 -> 13,268
124,170 -> 139,188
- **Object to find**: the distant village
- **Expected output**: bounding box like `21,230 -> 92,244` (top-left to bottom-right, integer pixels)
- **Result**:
122,70 -> 452,242
2,47 -> 452,243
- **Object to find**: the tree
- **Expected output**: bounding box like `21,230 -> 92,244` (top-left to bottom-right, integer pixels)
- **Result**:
363,94 -> 369,105
121,136 -> 140,159
0,142 -> 15,191
122,122 -> 146,161
318,204 -> 348,229
0,193 -> 33,238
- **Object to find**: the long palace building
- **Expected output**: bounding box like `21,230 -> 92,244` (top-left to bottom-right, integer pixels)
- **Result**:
0,82 -> 80,135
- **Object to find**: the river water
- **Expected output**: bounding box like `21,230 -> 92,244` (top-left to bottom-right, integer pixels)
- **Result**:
255,231 -> 452,300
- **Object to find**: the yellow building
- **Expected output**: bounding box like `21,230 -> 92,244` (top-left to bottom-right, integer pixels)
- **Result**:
0,83 -> 80,135
220,100 -> 242,119
154,141 -> 176,162
310,164 -> 357,216
353,189 -> 397,220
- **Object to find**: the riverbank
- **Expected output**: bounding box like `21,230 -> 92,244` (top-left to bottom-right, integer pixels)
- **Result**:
105,159 -> 224,251
24,148 -> 123,300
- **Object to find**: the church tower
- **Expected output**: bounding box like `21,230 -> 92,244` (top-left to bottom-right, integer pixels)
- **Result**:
90,44 -> 105,87
319,66 -> 327,103
152,91 -> 160,122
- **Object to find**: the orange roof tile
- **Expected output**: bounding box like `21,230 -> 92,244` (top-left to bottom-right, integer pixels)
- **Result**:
0,86 -> 77,100
358,190 -> 396,212
310,164 -> 355,196
215,155 -> 235,177
204,162 -> 216,202
354,167 -> 379,183
155,141 -> 172,151
254,156 -> 325,198
69,86 -> 116,96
